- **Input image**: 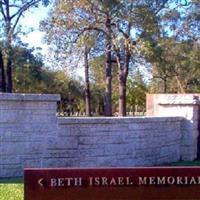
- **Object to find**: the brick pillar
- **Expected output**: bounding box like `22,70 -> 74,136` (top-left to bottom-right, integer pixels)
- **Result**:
146,94 -> 200,161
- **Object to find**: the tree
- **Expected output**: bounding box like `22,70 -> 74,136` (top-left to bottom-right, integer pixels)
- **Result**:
127,70 -> 147,115
172,1 -> 199,33
77,34 -> 97,116
0,46 -> 6,92
83,46 -> 91,116
90,54 -> 119,115
137,0 -> 200,93
161,40 -> 200,93
110,0 -> 170,115
141,36 -> 200,93
12,45 -> 45,92
43,0 -> 196,116
0,0 -> 49,92
12,44 -> 86,115
41,0 -> 122,116
90,55 -> 106,114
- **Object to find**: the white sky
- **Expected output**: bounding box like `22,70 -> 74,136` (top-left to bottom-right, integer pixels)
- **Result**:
19,5 -> 85,78
19,6 -> 50,56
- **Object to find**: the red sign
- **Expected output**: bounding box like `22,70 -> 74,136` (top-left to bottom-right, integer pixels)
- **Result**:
24,167 -> 200,200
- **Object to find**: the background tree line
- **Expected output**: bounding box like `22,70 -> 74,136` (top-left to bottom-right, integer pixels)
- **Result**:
0,0 -> 199,116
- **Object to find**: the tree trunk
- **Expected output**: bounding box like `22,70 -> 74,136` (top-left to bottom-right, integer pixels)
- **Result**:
104,14 -> 112,116
118,49 -> 130,117
163,78 -> 167,93
6,55 -> 12,93
84,47 -> 92,116
105,46 -> 112,116
5,8 -> 13,93
175,75 -> 185,93
0,50 -> 6,92
115,22 -> 131,117
118,72 -> 127,116
6,34 -> 13,93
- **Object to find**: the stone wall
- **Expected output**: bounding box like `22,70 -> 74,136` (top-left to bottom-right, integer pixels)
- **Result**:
0,93 -> 60,177
146,94 -> 200,161
0,93 -> 197,178
56,117 -> 182,168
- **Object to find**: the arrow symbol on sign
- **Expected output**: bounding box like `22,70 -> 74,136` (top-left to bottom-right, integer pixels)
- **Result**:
38,178 -> 44,187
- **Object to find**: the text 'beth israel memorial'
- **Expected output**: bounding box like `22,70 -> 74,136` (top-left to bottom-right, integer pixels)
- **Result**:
0,93 -> 200,178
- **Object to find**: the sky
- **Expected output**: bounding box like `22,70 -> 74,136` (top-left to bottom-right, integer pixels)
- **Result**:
19,5 -> 50,56
18,5 -> 85,78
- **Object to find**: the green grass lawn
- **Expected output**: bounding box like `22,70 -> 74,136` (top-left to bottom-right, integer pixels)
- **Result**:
0,178 -> 23,200
169,160 -> 200,166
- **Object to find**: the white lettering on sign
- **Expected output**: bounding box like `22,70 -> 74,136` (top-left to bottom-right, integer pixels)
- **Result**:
40,176 -> 200,188
138,176 -> 200,185
89,177 -> 134,186
50,177 -> 83,187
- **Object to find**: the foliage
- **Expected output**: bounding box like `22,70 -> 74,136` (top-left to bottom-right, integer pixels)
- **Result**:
141,37 -> 200,93
0,0 -> 50,92
6,44 -> 85,115
138,0 -> 200,93
0,0 -> 198,115
127,70 -> 148,115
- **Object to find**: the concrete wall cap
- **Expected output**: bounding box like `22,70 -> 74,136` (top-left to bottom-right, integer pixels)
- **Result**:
58,116 -> 184,125
0,93 -> 60,101
156,94 -> 200,105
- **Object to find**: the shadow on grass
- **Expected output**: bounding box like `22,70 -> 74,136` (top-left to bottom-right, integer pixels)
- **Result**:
0,177 -> 23,184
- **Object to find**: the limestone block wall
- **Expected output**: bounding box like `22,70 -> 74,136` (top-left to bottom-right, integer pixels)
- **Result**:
56,117 -> 182,168
0,93 -> 60,177
0,93 -> 187,178
146,94 -> 200,161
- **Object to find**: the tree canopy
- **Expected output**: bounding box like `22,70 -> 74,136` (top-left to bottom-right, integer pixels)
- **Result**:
0,0 -> 199,116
